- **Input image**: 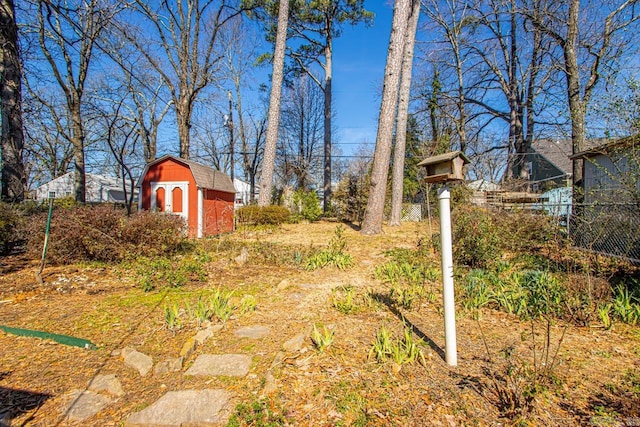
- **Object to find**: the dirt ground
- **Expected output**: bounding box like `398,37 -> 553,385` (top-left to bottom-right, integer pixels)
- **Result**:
0,221 -> 639,426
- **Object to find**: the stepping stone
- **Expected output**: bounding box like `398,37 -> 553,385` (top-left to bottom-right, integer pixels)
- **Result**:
235,247 -> 249,265
154,357 -> 184,376
180,337 -> 197,358
185,354 -> 252,377
234,326 -> 270,339
194,324 -> 222,345
283,333 -> 306,352
62,390 -> 111,422
87,374 -> 125,397
122,348 -> 153,376
125,389 -> 232,427
194,328 -> 212,345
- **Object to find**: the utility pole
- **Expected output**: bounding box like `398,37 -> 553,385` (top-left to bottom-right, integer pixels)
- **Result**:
228,90 -> 234,182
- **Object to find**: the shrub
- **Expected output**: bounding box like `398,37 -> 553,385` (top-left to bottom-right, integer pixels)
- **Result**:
0,202 -> 25,255
452,206 -> 502,268
497,211 -> 566,253
121,210 -> 188,257
25,205 -> 124,263
332,173 -> 369,224
25,205 -> 188,264
291,189 -> 322,222
236,205 -> 290,225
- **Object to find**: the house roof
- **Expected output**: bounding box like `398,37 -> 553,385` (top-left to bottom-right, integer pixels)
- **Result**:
140,155 -> 236,194
531,139 -> 573,174
570,134 -> 639,159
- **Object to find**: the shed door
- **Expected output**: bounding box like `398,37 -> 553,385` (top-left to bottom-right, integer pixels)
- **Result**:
150,181 -> 189,222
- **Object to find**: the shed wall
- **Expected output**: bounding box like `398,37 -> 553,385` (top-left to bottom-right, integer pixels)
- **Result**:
140,159 -> 198,235
203,189 -> 234,235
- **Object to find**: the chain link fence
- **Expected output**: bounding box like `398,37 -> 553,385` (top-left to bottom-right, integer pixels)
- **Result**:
569,203 -> 640,263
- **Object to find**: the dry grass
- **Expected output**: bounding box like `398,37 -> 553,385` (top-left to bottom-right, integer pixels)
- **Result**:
0,221 -> 638,426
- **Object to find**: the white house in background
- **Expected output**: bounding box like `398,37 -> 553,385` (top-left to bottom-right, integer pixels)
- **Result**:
233,178 -> 259,206
467,179 -> 500,191
35,172 -> 138,203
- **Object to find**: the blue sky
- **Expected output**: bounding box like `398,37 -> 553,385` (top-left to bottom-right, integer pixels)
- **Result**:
330,2 -> 394,155
152,2 -> 395,163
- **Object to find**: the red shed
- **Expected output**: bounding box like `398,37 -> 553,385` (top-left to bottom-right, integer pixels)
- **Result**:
138,155 -> 236,237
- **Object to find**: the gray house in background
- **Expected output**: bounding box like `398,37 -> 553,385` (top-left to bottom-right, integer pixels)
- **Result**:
529,139 -> 573,190
571,136 -> 640,204
35,172 -> 138,204
570,136 -> 640,262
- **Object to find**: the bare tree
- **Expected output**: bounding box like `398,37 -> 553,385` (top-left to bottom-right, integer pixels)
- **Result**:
22,88 -> 74,183
94,97 -> 141,214
530,0 -> 640,190
258,0 -> 289,206
0,0 -> 26,202
218,16 -> 263,190
423,0 -> 473,154
360,0 -> 412,235
193,115 -> 229,171
277,75 -> 324,190
462,0 -> 553,185
116,0 -> 246,159
389,0 -> 420,227
595,75 -> 640,137
286,0 -> 373,212
25,0 -> 113,203
98,26 -> 174,164
241,111 -> 266,203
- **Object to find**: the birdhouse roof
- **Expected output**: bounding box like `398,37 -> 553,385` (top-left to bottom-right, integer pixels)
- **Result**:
417,151 -> 470,167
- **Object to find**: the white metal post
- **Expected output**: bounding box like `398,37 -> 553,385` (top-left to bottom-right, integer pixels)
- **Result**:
438,186 -> 457,366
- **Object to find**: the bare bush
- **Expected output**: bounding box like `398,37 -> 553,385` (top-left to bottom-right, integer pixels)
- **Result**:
24,205 -> 188,264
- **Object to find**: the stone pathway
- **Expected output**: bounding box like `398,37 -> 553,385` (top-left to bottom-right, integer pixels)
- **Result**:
59,323 -> 299,425
62,390 -> 111,423
125,389 -> 233,426
234,325 -> 271,339
185,353 -> 252,377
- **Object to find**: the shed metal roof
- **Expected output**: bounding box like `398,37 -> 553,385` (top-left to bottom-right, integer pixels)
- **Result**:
140,155 -> 236,194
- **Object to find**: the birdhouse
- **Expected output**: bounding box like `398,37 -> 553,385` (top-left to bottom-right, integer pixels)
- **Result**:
418,151 -> 470,183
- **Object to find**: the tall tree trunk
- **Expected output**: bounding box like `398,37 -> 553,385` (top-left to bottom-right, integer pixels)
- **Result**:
565,0 -> 584,189
523,18 -> 542,182
323,40 -> 332,212
0,0 -> 25,202
177,100 -> 191,159
360,0 -> 412,235
258,0 -> 289,206
71,102 -> 86,203
429,69 -> 440,147
228,90 -> 235,181
506,0 -> 519,181
389,0 -> 420,227
452,31 -> 467,153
